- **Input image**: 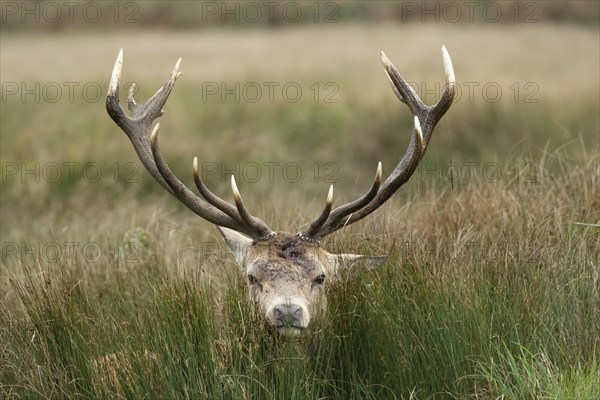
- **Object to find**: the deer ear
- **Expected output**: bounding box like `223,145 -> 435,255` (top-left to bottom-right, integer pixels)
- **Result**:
216,226 -> 253,267
325,253 -> 388,280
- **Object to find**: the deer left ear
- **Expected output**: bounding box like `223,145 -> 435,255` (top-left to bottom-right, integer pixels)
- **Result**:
217,226 -> 253,267
325,253 -> 388,280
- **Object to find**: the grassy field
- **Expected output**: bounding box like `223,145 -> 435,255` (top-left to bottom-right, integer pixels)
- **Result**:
1,23 -> 599,399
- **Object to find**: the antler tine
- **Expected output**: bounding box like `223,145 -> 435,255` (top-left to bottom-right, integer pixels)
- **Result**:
304,46 -> 455,239
192,157 -> 240,221
300,163 -> 382,240
195,159 -> 275,239
107,49 -> 273,240
300,185 -> 334,240
442,45 -> 456,91
380,50 -> 423,117
106,49 -> 181,196
148,124 -> 249,235
231,176 -> 274,239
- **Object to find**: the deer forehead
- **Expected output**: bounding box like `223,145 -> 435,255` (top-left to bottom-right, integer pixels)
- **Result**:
245,232 -> 329,279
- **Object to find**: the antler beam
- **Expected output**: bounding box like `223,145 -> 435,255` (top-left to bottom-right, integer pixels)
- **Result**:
106,49 -> 274,240
107,46 -> 454,243
300,46 -> 456,240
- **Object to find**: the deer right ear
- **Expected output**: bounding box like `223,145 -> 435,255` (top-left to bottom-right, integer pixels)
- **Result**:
325,253 -> 388,281
217,226 -> 253,266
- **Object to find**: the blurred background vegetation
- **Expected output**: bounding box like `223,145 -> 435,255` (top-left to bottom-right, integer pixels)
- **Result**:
1,0 -> 599,31
2,0 -> 598,219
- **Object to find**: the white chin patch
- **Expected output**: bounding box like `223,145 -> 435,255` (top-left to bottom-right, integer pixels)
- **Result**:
276,326 -> 305,336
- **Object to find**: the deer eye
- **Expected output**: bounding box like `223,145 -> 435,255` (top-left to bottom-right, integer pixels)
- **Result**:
314,274 -> 326,285
247,274 -> 263,291
247,274 -> 258,285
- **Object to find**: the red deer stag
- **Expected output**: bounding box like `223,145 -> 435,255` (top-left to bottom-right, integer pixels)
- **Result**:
106,46 -> 455,335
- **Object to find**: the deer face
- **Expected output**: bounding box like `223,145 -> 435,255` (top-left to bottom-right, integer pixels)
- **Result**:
219,228 -> 386,335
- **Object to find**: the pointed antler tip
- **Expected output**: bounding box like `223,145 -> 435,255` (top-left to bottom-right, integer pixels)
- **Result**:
172,57 -> 182,80
376,161 -> 382,179
192,157 -> 198,172
380,50 -> 393,69
127,82 -> 136,100
114,49 -> 124,67
327,185 -> 334,204
231,175 -> 241,199
441,45 -> 456,85
413,116 -> 425,146
150,124 -> 160,146
107,49 -> 125,96
413,115 -> 421,129
150,123 -> 160,142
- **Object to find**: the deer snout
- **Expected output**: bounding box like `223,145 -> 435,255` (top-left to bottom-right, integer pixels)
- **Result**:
270,303 -> 309,336
263,292 -> 311,335
273,304 -> 304,326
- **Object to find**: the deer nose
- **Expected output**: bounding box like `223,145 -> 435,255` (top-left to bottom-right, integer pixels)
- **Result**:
273,304 -> 303,326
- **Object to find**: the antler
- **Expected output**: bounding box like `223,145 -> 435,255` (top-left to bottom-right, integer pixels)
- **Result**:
106,49 -> 274,240
300,46 -> 456,240
107,47 -> 454,242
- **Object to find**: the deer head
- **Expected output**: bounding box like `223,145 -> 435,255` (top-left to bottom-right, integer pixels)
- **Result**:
106,47 -> 456,336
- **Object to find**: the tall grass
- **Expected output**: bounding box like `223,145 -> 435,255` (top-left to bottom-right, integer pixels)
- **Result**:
2,151 -> 597,399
